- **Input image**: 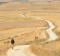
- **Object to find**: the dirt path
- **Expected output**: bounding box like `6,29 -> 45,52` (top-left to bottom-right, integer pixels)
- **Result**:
21,13 -> 58,41
7,45 -> 36,56
35,17 -> 58,42
7,14 -> 58,56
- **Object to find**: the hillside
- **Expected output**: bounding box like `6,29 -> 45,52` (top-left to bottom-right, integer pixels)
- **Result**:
0,1 -> 60,56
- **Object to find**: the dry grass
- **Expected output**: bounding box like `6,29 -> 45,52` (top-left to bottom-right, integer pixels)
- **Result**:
30,44 -> 55,56
0,1 -> 60,56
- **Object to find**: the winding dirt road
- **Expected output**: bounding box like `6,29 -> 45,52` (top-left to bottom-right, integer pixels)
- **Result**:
21,13 -> 58,42
35,17 -> 58,42
7,14 -> 58,56
45,20 -> 58,41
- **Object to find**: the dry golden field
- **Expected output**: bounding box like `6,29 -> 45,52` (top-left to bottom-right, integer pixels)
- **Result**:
0,1 -> 60,56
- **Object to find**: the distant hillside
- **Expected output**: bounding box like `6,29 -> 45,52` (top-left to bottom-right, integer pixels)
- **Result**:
0,2 -> 32,11
0,2 -> 60,11
29,0 -> 60,2
0,2 -> 8,5
29,0 -> 60,4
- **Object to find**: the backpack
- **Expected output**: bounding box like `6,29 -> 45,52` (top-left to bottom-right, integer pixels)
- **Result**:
11,38 -> 15,44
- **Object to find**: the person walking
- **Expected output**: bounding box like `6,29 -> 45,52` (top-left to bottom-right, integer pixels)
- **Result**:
11,38 -> 15,49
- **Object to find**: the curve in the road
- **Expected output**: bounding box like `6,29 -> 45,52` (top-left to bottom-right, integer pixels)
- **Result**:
7,14 -> 58,56
35,17 -> 58,42
21,13 -> 58,42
